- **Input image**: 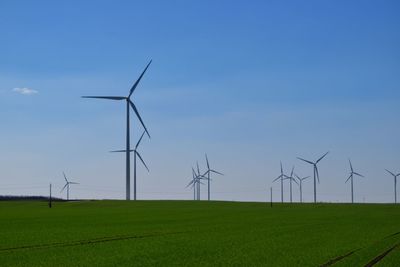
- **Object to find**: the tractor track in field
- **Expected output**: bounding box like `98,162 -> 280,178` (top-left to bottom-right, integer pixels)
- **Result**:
363,242 -> 400,266
319,231 -> 400,267
0,231 -> 188,252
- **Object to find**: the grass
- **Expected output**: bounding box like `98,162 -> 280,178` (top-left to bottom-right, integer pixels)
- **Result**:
0,200 -> 399,266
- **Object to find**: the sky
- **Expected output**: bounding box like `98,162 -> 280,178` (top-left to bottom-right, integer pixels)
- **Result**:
0,0 -> 399,202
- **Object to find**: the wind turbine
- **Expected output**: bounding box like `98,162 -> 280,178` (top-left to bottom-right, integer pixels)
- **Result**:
82,61 -> 152,200
385,169 -> 400,204
346,159 -> 364,203
110,131 -> 149,200
294,174 -> 309,203
297,151 -> 329,203
203,154 -> 223,201
186,167 -> 205,200
283,166 -> 298,203
60,172 -> 79,201
272,162 -> 286,203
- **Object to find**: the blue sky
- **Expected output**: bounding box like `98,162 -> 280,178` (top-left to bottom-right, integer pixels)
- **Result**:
0,0 -> 399,202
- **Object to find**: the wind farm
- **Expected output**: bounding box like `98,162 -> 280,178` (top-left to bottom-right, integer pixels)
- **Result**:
1,1 -> 400,266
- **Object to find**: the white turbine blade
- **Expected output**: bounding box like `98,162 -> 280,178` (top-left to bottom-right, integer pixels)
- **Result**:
81,96 -> 125,100
297,157 -> 314,165
129,100 -> 150,138
197,162 -> 200,175
186,180 -> 194,188
63,172 -> 68,183
316,151 -> 329,163
211,170 -> 223,175
205,154 -> 210,170
385,169 -> 396,177
136,151 -> 149,172
353,172 -> 364,178
273,175 -> 282,182
110,149 -> 134,153
290,166 -> 295,177
135,131 -> 146,149
292,178 -> 299,185
302,176 -> 310,181
345,174 -> 352,183
60,183 -> 68,193
349,159 -> 353,172
315,166 -> 320,183
128,60 -> 152,98
69,182 -> 79,185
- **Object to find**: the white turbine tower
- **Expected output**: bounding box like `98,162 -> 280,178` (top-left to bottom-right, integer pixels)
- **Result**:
385,169 -> 400,204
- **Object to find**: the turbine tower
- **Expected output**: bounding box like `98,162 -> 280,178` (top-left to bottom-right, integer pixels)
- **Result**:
110,131 -> 149,200
284,166 -> 298,203
385,169 -> 400,204
60,172 -> 79,201
272,162 -> 286,203
203,154 -> 223,201
297,151 -> 329,203
346,159 -> 364,203
82,61 -> 151,200
294,174 -> 309,203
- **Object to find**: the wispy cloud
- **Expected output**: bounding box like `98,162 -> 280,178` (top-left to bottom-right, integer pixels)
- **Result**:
12,87 -> 38,95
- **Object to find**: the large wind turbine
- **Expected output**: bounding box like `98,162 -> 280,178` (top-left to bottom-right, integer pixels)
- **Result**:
60,172 -> 79,201
203,154 -> 223,201
294,174 -> 309,203
385,169 -> 400,204
346,159 -> 364,203
297,151 -> 329,203
110,131 -> 149,200
272,162 -> 286,203
82,61 -> 152,200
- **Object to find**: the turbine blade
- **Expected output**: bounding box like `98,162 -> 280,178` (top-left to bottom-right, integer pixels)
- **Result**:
280,161 -> 283,173
290,166 -> 295,177
197,162 -> 200,175
316,151 -> 329,163
81,96 -> 125,100
349,159 -> 353,172
128,60 -> 152,98
210,170 -> 223,175
60,183 -> 68,193
302,176 -> 310,180
135,131 -> 146,149
385,169 -> 396,177
205,154 -> 210,170
292,178 -> 299,185
63,172 -> 68,183
136,151 -> 149,172
110,149 -> 133,153
353,172 -> 364,178
69,182 -> 79,185
273,175 -> 282,182
297,157 -> 314,165
345,174 -> 352,183
315,166 -> 320,183
129,100 -> 150,138
186,180 -> 194,188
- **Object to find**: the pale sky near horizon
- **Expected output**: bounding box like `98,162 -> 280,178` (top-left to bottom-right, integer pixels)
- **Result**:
0,0 -> 399,202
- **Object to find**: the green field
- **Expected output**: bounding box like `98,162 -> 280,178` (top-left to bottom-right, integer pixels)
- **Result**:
0,201 -> 399,266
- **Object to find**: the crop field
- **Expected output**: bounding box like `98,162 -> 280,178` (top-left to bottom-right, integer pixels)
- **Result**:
0,201 -> 399,266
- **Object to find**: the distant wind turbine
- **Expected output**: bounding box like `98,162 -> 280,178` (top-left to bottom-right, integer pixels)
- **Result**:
60,172 -> 79,201
346,159 -> 364,203
294,174 -> 309,203
186,167 -> 206,200
110,131 -> 149,200
82,61 -> 152,200
272,162 -> 286,203
283,166 -> 298,203
385,169 -> 400,204
297,151 -> 329,203
203,154 -> 223,201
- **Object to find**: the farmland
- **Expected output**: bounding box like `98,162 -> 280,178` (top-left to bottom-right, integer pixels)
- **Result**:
0,201 -> 399,266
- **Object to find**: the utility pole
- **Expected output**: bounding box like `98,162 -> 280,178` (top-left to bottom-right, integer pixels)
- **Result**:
270,187 -> 273,208
49,183 -> 52,208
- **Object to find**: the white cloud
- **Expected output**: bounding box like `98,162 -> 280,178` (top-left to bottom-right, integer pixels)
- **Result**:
12,87 -> 38,95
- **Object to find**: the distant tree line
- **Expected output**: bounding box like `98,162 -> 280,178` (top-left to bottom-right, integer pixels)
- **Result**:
0,195 -> 64,201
